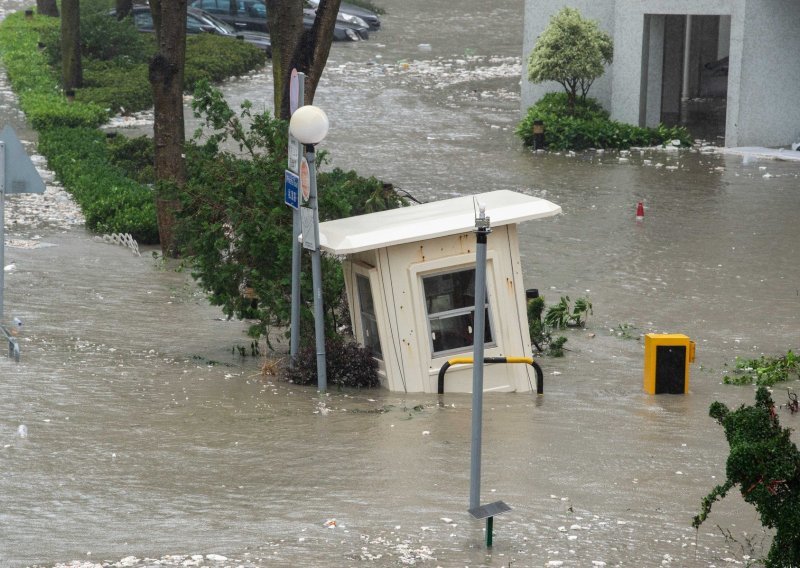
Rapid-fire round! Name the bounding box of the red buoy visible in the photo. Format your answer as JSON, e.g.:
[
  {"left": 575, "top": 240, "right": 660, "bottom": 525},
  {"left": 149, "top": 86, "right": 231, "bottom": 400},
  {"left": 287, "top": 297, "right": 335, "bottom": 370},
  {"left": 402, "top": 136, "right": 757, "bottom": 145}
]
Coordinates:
[{"left": 636, "top": 201, "right": 645, "bottom": 220}]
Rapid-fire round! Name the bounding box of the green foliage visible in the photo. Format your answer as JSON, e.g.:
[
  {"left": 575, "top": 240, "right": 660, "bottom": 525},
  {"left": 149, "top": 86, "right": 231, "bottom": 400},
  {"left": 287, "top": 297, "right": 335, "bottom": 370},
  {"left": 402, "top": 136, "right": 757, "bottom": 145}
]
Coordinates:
[
  {"left": 37, "top": 127, "right": 159, "bottom": 242},
  {"left": 548, "top": 335, "right": 568, "bottom": 358},
  {"left": 527, "top": 7, "right": 613, "bottom": 110},
  {"left": 106, "top": 134, "right": 155, "bottom": 184},
  {"left": 544, "top": 295, "right": 593, "bottom": 328},
  {"left": 0, "top": 12, "right": 110, "bottom": 129},
  {"left": 0, "top": 9, "right": 269, "bottom": 246},
  {"left": 79, "top": 60, "right": 152, "bottom": 113},
  {"left": 178, "top": 82, "right": 405, "bottom": 339},
  {"left": 723, "top": 351, "right": 799, "bottom": 386},
  {"left": 283, "top": 336, "right": 380, "bottom": 389},
  {"left": 184, "top": 34, "right": 267, "bottom": 91},
  {"left": 517, "top": 92, "right": 694, "bottom": 151},
  {"left": 694, "top": 387, "right": 800, "bottom": 567},
  {"left": 80, "top": 4, "right": 153, "bottom": 63},
  {"left": 526, "top": 294, "right": 589, "bottom": 357},
  {"left": 38, "top": 0, "right": 152, "bottom": 65}
]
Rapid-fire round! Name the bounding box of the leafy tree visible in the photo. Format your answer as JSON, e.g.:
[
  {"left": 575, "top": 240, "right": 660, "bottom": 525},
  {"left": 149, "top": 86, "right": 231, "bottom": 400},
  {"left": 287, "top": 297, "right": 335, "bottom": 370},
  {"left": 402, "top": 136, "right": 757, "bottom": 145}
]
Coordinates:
[
  {"left": 694, "top": 387, "right": 800, "bottom": 567},
  {"left": 177, "top": 82, "right": 405, "bottom": 340},
  {"left": 527, "top": 7, "right": 613, "bottom": 114}
]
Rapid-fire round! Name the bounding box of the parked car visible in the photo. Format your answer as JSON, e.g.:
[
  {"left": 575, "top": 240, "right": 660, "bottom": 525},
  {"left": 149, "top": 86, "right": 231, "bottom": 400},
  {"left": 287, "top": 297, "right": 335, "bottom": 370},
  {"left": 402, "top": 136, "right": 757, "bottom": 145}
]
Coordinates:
[
  {"left": 189, "top": 0, "right": 368, "bottom": 41},
  {"left": 123, "top": 5, "right": 272, "bottom": 56},
  {"left": 305, "top": 0, "right": 380, "bottom": 31}
]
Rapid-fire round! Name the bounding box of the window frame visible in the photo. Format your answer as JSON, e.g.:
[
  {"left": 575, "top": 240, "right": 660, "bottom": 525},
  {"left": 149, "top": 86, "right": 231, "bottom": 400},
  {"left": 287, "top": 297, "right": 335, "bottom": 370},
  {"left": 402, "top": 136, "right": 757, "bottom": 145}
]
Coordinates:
[
  {"left": 421, "top": 265, "right": 496, "bottom": 358},
  {"left": 355, "top": 273, "right": 382, "bottom": 359}
]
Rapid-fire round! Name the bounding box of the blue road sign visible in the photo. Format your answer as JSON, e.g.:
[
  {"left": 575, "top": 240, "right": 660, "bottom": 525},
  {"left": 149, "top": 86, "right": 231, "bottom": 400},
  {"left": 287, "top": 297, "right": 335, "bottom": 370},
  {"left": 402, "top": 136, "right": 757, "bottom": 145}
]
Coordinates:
[{"left": 285, "top": 170, "right": 300, "bottom": 209}]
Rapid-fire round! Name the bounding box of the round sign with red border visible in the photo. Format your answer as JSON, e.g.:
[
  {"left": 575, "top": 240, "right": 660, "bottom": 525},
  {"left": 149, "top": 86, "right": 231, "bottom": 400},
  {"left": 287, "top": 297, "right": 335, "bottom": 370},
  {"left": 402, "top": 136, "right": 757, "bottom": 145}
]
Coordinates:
[{"left": 299, "top": 156, "right": 311, "bottom": 203}]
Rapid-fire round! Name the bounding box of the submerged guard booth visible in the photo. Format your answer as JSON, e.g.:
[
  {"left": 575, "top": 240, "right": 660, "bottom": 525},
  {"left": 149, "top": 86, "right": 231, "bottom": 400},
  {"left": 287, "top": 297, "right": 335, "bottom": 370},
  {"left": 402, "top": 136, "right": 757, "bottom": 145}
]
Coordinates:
[{"left": 317, "top": 190, "right": 561, "bottom": 393}]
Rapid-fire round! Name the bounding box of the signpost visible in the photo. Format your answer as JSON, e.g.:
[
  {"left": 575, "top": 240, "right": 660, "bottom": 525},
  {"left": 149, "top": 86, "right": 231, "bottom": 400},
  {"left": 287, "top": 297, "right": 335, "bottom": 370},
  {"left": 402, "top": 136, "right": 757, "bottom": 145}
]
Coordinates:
[
  {"left": 0, "top": 125, "right": 46, "bottom": 362},
  {"left": 288, "top": 71, "right": 305, "bottom": 368},
  {"left": 467, "top": 202, "right": 511, "bottom": 546}
]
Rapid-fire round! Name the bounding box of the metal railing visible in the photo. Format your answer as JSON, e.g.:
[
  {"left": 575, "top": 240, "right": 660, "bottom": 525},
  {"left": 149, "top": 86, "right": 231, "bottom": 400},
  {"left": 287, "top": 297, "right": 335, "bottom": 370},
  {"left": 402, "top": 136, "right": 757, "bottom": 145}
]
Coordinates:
[{"left": 437, "top": 356, "right": 543, "bottom": 395}]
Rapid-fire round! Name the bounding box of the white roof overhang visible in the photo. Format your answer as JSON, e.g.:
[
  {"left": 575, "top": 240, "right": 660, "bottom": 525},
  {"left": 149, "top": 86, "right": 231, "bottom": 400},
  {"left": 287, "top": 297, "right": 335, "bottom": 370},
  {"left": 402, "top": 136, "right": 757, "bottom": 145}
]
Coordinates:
[{"left": 315, "top": 190, "right": 561, "bottom": 255}]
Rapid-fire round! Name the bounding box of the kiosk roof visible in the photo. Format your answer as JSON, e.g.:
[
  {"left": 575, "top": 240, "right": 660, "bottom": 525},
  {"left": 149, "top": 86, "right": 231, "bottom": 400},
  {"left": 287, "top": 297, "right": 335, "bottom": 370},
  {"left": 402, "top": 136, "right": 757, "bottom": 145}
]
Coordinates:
[{"left": 317, "top": 190, "right": 561, "bottom": 255}]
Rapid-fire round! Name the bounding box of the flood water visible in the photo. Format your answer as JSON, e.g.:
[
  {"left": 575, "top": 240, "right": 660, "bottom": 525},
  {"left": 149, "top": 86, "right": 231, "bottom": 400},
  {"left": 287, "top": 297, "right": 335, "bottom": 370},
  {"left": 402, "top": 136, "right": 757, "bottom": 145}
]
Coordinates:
[{"left": 2, "top": 0, "right": 800, "bottom": 566}]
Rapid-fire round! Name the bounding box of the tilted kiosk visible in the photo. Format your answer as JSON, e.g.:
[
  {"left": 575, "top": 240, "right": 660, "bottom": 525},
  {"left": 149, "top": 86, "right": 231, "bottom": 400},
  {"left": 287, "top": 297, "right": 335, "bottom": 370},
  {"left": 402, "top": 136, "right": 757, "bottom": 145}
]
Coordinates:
[{"left": 317, "top": 190, "right": 561, "bottom": 393}]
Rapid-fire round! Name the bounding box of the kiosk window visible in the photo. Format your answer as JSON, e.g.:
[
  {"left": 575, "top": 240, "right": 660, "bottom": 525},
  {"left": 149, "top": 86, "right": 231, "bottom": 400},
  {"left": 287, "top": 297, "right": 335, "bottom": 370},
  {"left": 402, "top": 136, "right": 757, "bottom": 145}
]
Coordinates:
[
  {"left": 356, "top": 275, "right": 382, "bottom": 358},
  {"left": 422, "top": 268, "right": 493, "bottom": 356}
]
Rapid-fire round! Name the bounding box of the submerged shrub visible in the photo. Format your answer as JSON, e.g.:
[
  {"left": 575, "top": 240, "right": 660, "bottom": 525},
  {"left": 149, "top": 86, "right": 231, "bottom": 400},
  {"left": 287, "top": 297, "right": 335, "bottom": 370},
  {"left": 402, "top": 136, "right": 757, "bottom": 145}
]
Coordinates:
[
  {"left": 283, "top": 337, "right": 380, "bottom": 389},
  {"left": 37, "top": 127, "right": 158, "bottom": 242},
  {"left": 517, "top": 92, "right": 693, "bottom": 150}
]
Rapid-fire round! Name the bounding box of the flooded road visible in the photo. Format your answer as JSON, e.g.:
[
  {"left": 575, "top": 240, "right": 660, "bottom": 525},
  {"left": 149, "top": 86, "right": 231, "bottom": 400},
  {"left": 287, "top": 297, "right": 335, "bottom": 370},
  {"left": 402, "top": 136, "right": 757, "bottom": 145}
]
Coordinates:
[{"left": 2, "top": 0, "right": 800, "bottom": 566}]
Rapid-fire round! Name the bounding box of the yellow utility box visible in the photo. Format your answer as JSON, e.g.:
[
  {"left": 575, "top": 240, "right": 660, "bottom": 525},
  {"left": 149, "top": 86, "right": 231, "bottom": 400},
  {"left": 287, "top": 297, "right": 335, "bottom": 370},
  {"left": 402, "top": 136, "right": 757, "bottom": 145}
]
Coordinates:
[{"left": 644, "top": 334, "right": 696, "bottom": 394}]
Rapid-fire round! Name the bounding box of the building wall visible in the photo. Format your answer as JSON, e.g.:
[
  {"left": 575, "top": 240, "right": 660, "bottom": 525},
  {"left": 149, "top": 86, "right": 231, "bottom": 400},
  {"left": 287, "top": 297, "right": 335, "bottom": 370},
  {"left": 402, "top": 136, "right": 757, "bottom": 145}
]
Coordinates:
[
  {"left": 522, "top": 0, "right": 800, "bottom": 147},
  {"left": 736, "top": 0, "right": 800, "bottom": 147},
  {"left": 345, "top": 227, "right": 535, "bottom": 394}
]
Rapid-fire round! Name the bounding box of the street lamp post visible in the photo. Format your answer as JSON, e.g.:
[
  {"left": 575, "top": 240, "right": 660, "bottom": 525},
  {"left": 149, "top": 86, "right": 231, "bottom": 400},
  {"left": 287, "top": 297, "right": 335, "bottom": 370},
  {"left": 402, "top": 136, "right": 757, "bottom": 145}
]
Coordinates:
[{"left": 288, "top": 105, "right": 329, "bottom": 392}]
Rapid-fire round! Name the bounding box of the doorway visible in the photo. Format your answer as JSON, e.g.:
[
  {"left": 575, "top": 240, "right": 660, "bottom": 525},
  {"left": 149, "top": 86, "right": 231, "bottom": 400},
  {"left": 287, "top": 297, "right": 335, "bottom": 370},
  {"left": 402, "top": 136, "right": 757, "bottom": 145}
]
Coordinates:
[{"left": 660, "top": 14, "right": 730, "bottom": 143}]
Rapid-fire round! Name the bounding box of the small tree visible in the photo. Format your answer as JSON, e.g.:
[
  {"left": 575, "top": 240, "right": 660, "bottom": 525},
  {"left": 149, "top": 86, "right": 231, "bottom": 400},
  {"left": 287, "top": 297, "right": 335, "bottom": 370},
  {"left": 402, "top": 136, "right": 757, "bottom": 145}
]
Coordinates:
[
  {"left": 527, "top": 7, "right": 613, "bottom": 114},
  {"left": 694, "top": 387, "right": 800, "bottom": 567}
]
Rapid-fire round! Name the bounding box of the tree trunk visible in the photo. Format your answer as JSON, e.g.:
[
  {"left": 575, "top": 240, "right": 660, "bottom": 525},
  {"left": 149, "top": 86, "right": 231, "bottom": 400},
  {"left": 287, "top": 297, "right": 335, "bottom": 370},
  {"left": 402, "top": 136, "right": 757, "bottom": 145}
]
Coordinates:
[
  {"left": 60, "top": 0, "right": 81, "bottom": 91},
  {"left": 148, "top": 0, "right": 187, "bottom": 256},
  {"left": 266, "top": 0, "right": 341, "bottom": 120},
  {"left": 36, "top": 0, "right": 58, "bottom": 17},
  {"left": 115, "top": 0, "right": 133, "bottom": 19}
]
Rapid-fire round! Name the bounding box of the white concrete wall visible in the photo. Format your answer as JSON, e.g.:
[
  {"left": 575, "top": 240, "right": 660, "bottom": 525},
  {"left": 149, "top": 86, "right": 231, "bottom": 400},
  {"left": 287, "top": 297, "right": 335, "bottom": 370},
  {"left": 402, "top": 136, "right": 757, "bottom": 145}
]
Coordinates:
[
  {"left": 734, "top": 0, "right": 800, "bottom": 146},
  {"left": 521, "top": 0, "right": 615, "bottom": 113},
  {"left": 345, "top": 227, "right": 535, "bottom": 394}
]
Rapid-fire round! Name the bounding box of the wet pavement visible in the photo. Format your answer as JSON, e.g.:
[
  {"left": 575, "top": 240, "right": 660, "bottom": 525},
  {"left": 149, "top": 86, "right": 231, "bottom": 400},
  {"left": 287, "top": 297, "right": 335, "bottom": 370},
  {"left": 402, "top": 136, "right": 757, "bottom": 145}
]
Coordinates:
[{"left": 2, "top": 0, "right": 800, "bottom": 566}]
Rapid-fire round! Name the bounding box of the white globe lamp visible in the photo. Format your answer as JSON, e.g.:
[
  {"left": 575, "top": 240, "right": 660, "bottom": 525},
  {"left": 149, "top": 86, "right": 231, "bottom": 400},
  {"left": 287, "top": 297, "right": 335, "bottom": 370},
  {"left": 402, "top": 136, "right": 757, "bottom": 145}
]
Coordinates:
[{"left": 289, "top": 105, "right": 329, "bottom": 145}]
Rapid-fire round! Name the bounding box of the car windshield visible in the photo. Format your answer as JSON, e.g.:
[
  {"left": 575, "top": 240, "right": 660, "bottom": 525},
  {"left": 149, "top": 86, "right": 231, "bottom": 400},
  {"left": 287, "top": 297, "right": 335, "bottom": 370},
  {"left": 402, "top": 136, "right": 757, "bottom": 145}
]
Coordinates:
[{"left": 192, "top": 11, "right": 236, "bottom": 34}]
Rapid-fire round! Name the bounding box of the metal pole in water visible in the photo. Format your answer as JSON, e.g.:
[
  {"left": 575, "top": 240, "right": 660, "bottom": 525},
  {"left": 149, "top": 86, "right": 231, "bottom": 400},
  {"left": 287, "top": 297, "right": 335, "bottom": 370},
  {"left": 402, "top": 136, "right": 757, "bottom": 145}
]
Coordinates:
[
  {"left": 307, "top": 146, "right": 327, "bottom": 392},
  {"left": 289, "top": 74, "right": 305, "bottom": 367},
  {"left": 0, "top": 140, "right": 5, "bottom": 322},
  {"left": 469, "top": 202, "right": 491, "bottom": 511}
]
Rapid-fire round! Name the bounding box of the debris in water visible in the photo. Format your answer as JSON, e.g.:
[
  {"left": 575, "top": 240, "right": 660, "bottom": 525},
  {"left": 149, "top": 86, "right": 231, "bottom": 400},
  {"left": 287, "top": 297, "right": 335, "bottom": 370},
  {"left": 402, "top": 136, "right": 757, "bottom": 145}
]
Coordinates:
[
  {"left": 324, "top": 519, "right": 337, "bottom": 528},
  {"left": 17, "top": 425, "right": 27, "bottom": 438}
]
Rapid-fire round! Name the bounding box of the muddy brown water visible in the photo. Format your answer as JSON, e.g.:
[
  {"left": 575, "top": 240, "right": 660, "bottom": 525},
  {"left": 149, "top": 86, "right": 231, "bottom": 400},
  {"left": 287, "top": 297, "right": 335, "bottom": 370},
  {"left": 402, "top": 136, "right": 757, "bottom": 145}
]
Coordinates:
[{"left": 2, "top": 0, "right": 800, "bottom": 566}]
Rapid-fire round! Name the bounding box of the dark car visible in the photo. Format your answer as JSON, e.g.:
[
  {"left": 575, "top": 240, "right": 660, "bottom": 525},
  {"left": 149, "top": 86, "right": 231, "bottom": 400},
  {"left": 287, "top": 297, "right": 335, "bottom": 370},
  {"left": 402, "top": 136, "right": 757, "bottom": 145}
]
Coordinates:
[
  {"left": 190, "top": 0, "right": 368, "bottom": 41},
  {"left": 125, "top": 5, "right": 272, "bottom": 56},
  {"left": 305, "top": 0, "right": 380, "bottom": 31}
]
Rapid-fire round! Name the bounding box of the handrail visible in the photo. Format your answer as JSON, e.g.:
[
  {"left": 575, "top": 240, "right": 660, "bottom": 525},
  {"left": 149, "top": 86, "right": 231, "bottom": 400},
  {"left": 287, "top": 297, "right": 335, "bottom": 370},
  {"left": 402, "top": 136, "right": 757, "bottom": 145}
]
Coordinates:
[{"left": 437, "top": 356, "right": 543, "bottom": 395}]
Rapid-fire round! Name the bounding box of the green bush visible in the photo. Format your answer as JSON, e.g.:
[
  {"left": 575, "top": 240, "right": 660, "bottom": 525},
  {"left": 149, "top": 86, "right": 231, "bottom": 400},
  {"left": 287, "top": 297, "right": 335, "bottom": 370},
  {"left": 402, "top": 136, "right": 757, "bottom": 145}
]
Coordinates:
[
  {"left": 20, "top": 91, "right": 110, "bottom": 129},
  {"left": 283, "top": 337, "right": 380, "bottom": 389},
  {"left": 107, "top": 134, "right": 155, "bottom": 184},
  {"left": 184, "top": 34, "right": 266, "bottom": 90},
  {"left": 517, "top": 92, "right": 693, "bottom": 151},
  {"left": 723, "top": 350, "right": 799, "bottom": 386},
  {"left": 37, "top": 127, "right": 159, "bottom": 242},
  {"left": 0, "top": 9, "right": 267, "bottom": 246},
  {"left": 80, "top": 60, "right": 152, "bottom": 113}
]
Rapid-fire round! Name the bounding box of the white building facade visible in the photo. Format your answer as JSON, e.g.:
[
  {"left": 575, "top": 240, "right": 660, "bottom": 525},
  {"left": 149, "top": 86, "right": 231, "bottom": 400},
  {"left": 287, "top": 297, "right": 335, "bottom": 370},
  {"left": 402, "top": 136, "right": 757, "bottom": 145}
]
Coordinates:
[{"left": 521, "top": 0, "right": 800, "bottom": 148}]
